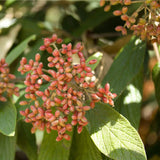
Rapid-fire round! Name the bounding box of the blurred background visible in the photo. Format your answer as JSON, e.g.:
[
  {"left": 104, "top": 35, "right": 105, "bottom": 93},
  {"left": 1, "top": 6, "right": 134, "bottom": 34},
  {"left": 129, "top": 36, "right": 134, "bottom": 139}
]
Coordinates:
[{"left": 0, "top": 0, "right": 159, "bottom": 159}]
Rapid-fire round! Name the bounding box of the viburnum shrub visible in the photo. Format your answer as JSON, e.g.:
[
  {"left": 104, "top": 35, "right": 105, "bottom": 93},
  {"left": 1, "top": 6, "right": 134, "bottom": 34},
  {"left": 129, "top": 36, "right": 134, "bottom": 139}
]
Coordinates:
[
  {"left": 100, "top": 0, "right": 160, "bottom": 43},
  {"left": 18, "top": 34, "right": 116, "bottom": 141}
]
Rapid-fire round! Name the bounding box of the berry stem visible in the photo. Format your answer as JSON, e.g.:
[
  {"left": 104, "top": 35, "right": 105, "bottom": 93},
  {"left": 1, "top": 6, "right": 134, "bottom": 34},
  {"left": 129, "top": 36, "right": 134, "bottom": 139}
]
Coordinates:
[{"left": 153, "top": 42, "right": 160, "bottom": 63}]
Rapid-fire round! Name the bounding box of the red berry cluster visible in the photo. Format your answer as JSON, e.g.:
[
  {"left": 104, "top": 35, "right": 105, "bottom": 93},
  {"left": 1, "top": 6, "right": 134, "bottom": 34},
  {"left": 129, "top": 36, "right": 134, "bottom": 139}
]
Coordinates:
[
  {"left": 100, "top": 0, "right": 160, "bottom": 44},
  {"left": 18, "top": 34, "right": 116, "bottom": 141},
  {"left": 0, "top": 59, "right": 19, "bottom": 102}
]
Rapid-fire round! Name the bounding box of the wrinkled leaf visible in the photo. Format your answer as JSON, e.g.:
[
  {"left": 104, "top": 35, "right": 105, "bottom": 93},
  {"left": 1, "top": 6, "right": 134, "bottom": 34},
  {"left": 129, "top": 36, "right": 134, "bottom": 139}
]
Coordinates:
[
  {"left": 69, "top": 127, "right": 102, "bottom": 160},
  {"left": 0, "top": 100, "right": 16, "bottom": 136},
  {"left": 6, "top": 34, "right": 36, "bottom": 65},
  {"left": 17, "top": 120, "right": 38, "bottom": 160},
  {"left": 38, "top": 130, "right": 72, "bottom": 160},
  {"left": 102, "top": 37, "right": 146, "bottom": 96},
  {"left": 0, "top": 133, "right": 16, "bottom": 160},
  {"left": 86, "top": 102, "right": 147, "bottom": 160},
  {"left": 86, "top": 52, "right": 103, "bottom": 70},
  {"left": 115, "top": 70, "right": 143, "bottom": 129},
  {"left": 152, "top": 63, "right": 160, "bottom": 107}
]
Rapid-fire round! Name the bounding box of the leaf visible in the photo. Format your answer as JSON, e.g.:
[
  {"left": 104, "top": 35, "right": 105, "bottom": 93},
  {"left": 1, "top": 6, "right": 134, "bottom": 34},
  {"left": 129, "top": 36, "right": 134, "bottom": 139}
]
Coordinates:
[
  {"left": 72, "top": 6, "right": 116, "bottom": 36},
  {"left": 86, "top": 102, "right": 147, "bottom": 160},
  {"left": 102, "top": 37, "right": 146, "bottom": 96},
  {"left": 152, "top": 63, "right": 160, "bottom": 107},
  {"left": 38, "top": 130, "right": 72, "bottom": 160},
  {"left": 0, "top": 100, "right": 16, "bottom": 136},
  {"left": 6, "top": 34, "right": 36, "bottom": 65},
  {"left": 86, "top": 52, "right": 103, "bottom": 70},
  {"left": 0, "top": 133, "right": 16, "bottom": 160},
  {"left": 0, "top": 24, "right": 21, "bottom": 60},
  {"left": 115, "top": 70, "right": 143, "bottom": 129},
  {"left": 69, "top": 127, "right": 102, "bottom": 160},
  {"left": 72, "top": 3, "right": 140, "bottom": 36},
  {"left": 17, "top": 120, "right": 38, "bottom": 160},
  {"left": 5, "top": 0, "right": 16, "bottom": 6}
]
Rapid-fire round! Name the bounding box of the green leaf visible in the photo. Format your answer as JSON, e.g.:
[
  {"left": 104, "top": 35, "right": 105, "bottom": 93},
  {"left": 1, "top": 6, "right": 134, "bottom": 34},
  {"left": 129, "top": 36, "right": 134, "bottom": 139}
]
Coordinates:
[
  {"left": 0, "top": 133, "right": 16, "bottom": 160},
  {"left": 102, "top": 37, "right": 146, "bottom": 96},
  {"left": 0, "top": 100, "right": 16, "bottom": 136},
  {"left": 5, "top": 0, "right": 16, "bottom": 6},
  {"left": 115, "top": 70, "right": 143, "bottom": 129},
  {"left": 69, "top": 127, "right": 102, "bottom": 160},
  {"left": 86, "top": 52, "right": 103, "bottom": 70},
  {"left": 152, "top": 63, "right": 160, "bottom": 107},
  {"left": 6, "top": 34, "right": 36, "bottom": 65},
  {"left": 72, "top": 6, "right": 116, "bottom": 36},
  {"left": 38, "top": 130, "right": 72, "bottom": 160},
  {"left": 72, "top": 3, "right": 140, "bottom": 36},
  {"left": 17, "top": 120, "right": 38, "bottom": 160},
  {"left": 86, "top": 102, "right": 147, "bottom": 160}
]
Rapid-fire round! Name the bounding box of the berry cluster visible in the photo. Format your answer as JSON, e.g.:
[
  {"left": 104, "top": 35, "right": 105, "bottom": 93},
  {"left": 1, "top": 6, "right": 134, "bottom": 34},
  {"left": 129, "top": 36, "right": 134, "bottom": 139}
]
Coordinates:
[
  {"left": 100, "top": 0, "right": 160, "bottom": 44},
  {"left": 0, "top": 59, "right": 19, "bottom": 102},
  {"left": 18, "top": 34, "right": 116, "bottom": 141}
]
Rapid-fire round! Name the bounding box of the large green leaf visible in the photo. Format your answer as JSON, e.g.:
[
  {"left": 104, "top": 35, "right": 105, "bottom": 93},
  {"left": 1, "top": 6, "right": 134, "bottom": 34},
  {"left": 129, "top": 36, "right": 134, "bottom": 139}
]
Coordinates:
[
  {"left": 0, "top": 100, "right": 16, "bottom": 136},
  {"left": 102, "top": 37, "right": 146, "bottom": 96},
  {"left": 17, "top": 120, "right": 38, "bottom": 160},
  {"left": 6, "top": 34, "right": 36, "bottom": 65},
  {"left": 69, "top": 127, "right": 102, "bottom": 160},
  {"left": 0, "top": 133, "right": 16, "bottom": 160},
  {"left": 152, "top": 63, "right": 160, "bottom": 107},
  {"left": 86, "top": 102, "right": 147, "bottom": 160},
  {"left": 38, "top": 130, "right": 72, "bottom": 160},
  {"left": 115, "top": 70, "right": 143, "bottom": 129}
]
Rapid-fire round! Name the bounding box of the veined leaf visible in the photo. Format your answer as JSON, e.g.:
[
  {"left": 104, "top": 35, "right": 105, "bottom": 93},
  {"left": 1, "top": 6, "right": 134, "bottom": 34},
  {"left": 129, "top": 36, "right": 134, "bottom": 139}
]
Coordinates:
[
  {"left": 17, "top": 121, "right": 38, "bottom": 160},
  {"left": 69, "top": 127, "right": 102, "bottom": 160},
  {"left": 6, "top": 34, "right": 36, "bottom": 65},
  {"left": 115, "top": 70, "right": 143, "bottom": 129},
  {"left": 86, "top": 102, "right": 147, "bottom": 160},
  {"left": 0, "top": 133, "right": 16, "bottom": 160},
  {"left": 38, "top": 130, "right": 72, "bottom": 160},
  {"left": 0, "top": 100, "right": 16, "bottom": 136},
  {"left": 102, "top": 37, "right": 146, "bottom": 96}
]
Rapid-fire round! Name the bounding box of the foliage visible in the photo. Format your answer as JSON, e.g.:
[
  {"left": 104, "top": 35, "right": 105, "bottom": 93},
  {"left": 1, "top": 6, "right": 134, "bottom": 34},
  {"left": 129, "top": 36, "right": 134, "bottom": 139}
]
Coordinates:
[{"left": 0, "top": 0, "right": 159, "bottom": 160}]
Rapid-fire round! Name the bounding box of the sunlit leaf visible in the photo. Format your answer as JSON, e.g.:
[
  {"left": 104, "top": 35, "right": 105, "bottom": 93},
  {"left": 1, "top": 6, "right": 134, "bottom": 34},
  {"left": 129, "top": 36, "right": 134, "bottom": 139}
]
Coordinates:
[{"left": 86, "top": 102, "right": 147, "bottom": 160}]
